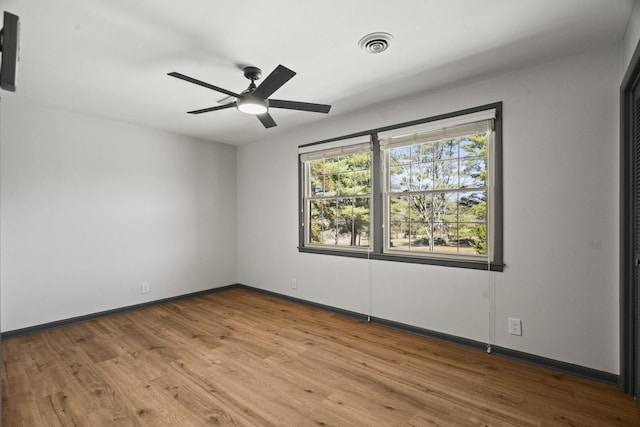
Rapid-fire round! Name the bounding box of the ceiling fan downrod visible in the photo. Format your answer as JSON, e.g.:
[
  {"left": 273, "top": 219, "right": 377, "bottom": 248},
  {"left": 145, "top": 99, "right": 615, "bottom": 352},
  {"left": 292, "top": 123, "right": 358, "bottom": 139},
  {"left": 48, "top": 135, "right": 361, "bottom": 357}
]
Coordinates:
[{"left": 243, "top": 66, "right": 262, "bottom": 92}]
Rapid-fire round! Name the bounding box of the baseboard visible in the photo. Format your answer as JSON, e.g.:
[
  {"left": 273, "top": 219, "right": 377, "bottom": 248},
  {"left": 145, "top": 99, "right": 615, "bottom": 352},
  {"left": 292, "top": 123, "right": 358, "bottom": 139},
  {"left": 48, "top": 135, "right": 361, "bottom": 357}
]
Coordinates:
[
  {"left": 489, "top": 345, "right": 618, "bottom": 386},
  {"left": 370, "top": 315, "right": 489, "bottom": 351},
  {"left": 235, "top": 284, "right": 370, "bottom": 322},
  {"left": 370, "top": 316, "right": 618, "bottom": 386},
  {"left": 1, "top": 284, "right": 239, "bottom": 339},
  {"left": 2, "top": 282, "right": 620, "bottom": 388},
  {"left": 238, "top": 284, "right": 619, "bottom": 388}
]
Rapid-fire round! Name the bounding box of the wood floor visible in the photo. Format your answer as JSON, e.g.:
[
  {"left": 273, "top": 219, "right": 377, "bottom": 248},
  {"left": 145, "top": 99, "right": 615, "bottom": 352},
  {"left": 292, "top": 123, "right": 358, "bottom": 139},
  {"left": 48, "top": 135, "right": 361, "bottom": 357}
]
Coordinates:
[{"left": 2, "top": 288, "right": 639, "bottom": 426}]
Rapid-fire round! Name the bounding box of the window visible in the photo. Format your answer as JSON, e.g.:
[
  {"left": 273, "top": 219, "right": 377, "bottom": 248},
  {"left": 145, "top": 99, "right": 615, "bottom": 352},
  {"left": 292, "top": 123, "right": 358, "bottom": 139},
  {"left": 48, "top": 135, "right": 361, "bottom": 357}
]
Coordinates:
[
  {"left": 298, "top": 103, "right": 503, "bottom": 271},
  {"left": 381, "top": 116, "right": 493, "bottom": 260},
  {"left": 300, "top": 139, "right": 372, "bottom": 249}
]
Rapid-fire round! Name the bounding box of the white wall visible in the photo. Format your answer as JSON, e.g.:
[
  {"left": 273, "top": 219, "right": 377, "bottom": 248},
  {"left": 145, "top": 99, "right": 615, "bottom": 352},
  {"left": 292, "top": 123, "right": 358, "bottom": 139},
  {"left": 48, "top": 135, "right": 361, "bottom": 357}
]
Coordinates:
[
  {"left": 237, "top": 44, "right": 621, "bottom": 374},
  {"left": 1, "top": 102, "right": 237, "bottom": 332},
  {"left": 622, "top": 0, "right": 640, "bottom": 76}
]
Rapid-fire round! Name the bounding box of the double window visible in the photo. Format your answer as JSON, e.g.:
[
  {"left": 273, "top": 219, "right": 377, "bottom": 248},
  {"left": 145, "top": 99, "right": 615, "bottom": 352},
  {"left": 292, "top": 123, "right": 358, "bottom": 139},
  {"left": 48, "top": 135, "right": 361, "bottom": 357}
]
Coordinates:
[{"left": 298, "top": 103, "right": 503, "bottom": 271}]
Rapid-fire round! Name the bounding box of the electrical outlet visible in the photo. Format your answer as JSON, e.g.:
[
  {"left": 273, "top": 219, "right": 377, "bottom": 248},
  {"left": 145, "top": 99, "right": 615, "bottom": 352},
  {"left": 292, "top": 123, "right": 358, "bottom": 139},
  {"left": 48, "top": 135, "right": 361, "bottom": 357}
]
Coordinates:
[
  {"left": 142, "top": 282, "right": 150, "bottom": 294},
  {"left": 292, "top": 278, "right": 297, "bottom": 290},
  {"left": 508, "top": 318, "right": 522, "bottom": 336}
]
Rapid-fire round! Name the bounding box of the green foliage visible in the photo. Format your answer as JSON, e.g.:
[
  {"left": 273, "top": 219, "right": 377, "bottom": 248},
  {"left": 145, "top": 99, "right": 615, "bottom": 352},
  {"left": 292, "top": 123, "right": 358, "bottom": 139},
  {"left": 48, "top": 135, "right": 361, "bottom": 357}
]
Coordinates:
[
  {"left": 308, "top": 132, "right": 489, "bottom": 253},
  {"left": 310, "top": 220, "right": 321, "bottom": 243},
  {"left": 470, "top": 224, "right": 487, "bottom": 255},
  {"left": 388, "top": 133, "right": 488, "bottom": 255},
  {"left": 309, "top": 152, "right": 372, "bottom": 247}
]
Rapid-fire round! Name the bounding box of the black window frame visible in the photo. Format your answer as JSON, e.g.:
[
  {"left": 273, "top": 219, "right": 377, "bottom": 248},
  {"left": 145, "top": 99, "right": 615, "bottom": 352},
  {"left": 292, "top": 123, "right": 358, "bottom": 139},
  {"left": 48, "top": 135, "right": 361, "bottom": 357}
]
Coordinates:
[{"left": 298, "top": 102, "right": 504, "bottom": 272}]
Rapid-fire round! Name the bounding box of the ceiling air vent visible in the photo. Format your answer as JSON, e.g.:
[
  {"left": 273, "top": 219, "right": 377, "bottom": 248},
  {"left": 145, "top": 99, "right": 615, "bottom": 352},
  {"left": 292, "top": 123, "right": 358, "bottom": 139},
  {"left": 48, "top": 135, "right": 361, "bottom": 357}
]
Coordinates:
[{"left": 358, "top": 32, "right": 394, "bottom": 54}]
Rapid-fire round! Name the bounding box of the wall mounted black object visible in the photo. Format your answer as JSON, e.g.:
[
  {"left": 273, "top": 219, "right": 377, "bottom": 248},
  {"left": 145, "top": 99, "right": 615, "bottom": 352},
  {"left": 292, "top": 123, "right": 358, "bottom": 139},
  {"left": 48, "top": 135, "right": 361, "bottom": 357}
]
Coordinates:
[{"left": 0, "top": 11, "right": 20, "bottom": 92}]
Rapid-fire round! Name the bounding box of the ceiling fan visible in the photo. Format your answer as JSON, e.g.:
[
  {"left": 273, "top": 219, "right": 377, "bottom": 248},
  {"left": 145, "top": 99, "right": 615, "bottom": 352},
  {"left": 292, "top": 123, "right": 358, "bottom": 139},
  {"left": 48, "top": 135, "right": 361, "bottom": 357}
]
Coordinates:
[{"left": 168, "top": 65, "right": 332, "bottom": 128}]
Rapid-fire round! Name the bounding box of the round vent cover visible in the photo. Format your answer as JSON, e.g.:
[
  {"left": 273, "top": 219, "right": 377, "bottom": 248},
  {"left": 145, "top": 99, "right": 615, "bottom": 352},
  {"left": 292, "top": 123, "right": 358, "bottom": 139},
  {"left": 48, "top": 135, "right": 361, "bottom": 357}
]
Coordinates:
[{"left": 358, "top": 32, "right": 394, "bottom": 54}]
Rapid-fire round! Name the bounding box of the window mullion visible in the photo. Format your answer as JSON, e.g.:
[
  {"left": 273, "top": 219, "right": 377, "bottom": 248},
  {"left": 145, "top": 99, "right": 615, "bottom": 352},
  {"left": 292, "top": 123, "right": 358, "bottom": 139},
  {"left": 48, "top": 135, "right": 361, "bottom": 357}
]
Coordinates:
[{"left": 372, "top": 134, "right": 383, "bottom": 254}]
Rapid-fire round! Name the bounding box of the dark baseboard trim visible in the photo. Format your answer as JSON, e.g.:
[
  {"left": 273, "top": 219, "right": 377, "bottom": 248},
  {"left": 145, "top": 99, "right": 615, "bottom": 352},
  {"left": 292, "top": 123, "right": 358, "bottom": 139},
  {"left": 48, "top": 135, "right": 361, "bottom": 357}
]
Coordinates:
[
  {"left": 2, "top": 282, "right": 620, "bottom": 388},
  {"left": 370, "top": 316, "right": 488, "bottom": 352},
  {"left": 238, "top": 284, "right": 619, "bottom": 388},
  {"left": 367, "top": 316, "right": 617, "bottom": 386},
  {"left": 1, "top": 284, "right": 239, "bottom": 340},
  {"left": 489, "top": 345, "right": 618, "bottom": 386},
  {"left": 235, "top": 284, "right": 369, "bottom": 322}
]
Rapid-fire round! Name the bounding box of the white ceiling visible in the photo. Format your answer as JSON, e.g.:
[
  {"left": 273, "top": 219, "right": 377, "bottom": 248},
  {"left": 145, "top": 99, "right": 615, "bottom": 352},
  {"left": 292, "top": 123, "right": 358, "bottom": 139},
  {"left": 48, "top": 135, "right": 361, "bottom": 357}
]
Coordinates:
[{"left": 1, "top": 0, "right": 634, "bottom": 145}]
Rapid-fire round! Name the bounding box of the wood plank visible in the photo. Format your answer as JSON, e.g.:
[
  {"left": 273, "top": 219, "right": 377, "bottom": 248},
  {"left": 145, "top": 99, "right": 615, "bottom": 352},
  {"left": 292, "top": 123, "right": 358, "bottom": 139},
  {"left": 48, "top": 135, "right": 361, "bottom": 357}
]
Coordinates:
[{"left": 3, "top": 287, "right": 639, "bottom": 426}]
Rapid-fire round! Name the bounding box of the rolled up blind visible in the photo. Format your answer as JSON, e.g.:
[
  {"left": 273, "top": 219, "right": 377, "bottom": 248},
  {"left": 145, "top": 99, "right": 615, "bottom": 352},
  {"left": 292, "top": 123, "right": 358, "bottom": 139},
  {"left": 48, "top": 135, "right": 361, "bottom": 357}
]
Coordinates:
[
  {"left": 379, "top": 109, "right": 496, "bottom": 149},
  {"left": 298, "top": 136, "right": 372, "bottom": 162}
]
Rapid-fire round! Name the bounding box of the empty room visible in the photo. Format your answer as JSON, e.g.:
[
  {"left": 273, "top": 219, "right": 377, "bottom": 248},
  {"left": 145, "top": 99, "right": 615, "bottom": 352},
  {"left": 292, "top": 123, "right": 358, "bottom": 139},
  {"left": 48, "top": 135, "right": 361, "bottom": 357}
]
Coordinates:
[{"left": 2, "top": 0, "right": 640, "bottom": 425}]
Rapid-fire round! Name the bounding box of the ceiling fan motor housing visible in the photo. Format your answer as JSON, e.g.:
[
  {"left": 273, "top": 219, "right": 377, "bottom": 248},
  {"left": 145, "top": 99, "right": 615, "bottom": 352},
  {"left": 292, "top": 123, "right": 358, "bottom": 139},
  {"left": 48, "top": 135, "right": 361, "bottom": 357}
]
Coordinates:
[{"left": 243, "top": 66, "right": 262, "bottom": 81}]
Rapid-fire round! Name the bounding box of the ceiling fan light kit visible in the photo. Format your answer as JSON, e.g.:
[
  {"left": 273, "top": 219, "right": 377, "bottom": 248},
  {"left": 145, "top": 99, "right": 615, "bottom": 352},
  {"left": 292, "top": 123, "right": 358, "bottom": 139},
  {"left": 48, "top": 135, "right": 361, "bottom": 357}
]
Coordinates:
[
  {"left": 236, "top": 96, "right": 268, "bottom": 115},
  {"left": 168, "top": 64, "right": 331, "bottom": 128}
]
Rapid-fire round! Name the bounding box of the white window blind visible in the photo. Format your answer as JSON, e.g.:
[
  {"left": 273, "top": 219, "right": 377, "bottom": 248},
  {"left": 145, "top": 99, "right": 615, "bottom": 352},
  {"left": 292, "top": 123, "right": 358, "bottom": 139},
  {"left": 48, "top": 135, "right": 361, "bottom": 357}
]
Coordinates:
[
  {"left": 379, "top": 109, "right": 496, "bottom": 149},
  {"left": 298, "top": 136, "right": 371, "bottom": 162}
]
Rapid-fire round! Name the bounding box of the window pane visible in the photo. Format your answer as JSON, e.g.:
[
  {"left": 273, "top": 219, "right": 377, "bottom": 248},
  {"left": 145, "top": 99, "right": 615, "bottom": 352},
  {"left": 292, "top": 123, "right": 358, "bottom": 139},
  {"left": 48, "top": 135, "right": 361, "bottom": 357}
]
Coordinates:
[
  {"left": 353, "top": 170, "right": 371, "bottom": 194},
  {"left": 324, "top": 173, "right": 338, "bottom": 196},
  {"left": 409, "top": 194, "right": 431, "bottom": 222},
  {"left": 335, "top": 199, "right": 352, "bottom": 245},
  {"left": 434, "top": 139, "right": 458, "bottom": 159},
  {"left": 433, "top": 160, "right": 459, "bottom": 189},
  {"left": 337, "top": 163, "right": 372, "bottom": 195},
  {"left": 309, "top": 200, "right": 332, "bottom": 244},
  {"left": 389, "top": 195, "right": 409, "bottom": 249},
  {"left": 389, "top": 195, "right": 409, "bottom": 223},
  {"left": 458, "top": 191, "right": 486, "bottom": 222},
  {"left": 459, "top": 223, "right": 486, "bottom": 255},
  {"left": 310, "top": 160, "right": 324, "bottom": 196},
  {"left": 432, "top": 192, "right": 457, "bottom": 252},
  {"left": 351, "top": 152, "right": 372, "bottom": 171},
  {"left": 352, "top": 197, "right": 370, "bottom": 247},
  {"left": 390, "top": 165, "right": 410, "bottom": 192},
  {"left": 460, "top": 157, "right": 486, "bottom": 188},
  {"left": 413, "top": 142, "right": 435, "bottom": 162},
  {"left": 389, "top": 223, "right": 410, "bottom": 249},
  {"left": 459, "top": 134, "right": 487, "bottom": 159},
  {"left": 388, "top": 192, "right": 461, "bottom": 254},
  {"left": 458, "top": 190, "right": 487, "bottom": 256},
  {"left": 432, "top": 220, "right": 458, "bottom": 254},
  {"left": 338, "top": 172, "right": 355, "bottom": 196},
  {"left": 410, "top": 162, "right": 434, "bottom": 190},
  {"left": 306, "top": 149, "right": 371, "bottom": 249},
  {"left": 383, "top": 126, "right": 490, "bottom": 259},
  {"left": 332, "top": 197, "right": 371, "bottom": 247},
  {"left": 409, "top": 222, "right": 431, "bottom": 251},
  {"left": 440, "top": 192, "right": 458, "bottom": 221},
  {"left": 338, "top": 155, "right": 352, "bottom": 172},
  {"left": 309, "top": 152, "right": 371, "bottom": 196},
  {"left": 312, "top": 182, "right": 325, "bottom": 196},
  {"left": 390, "top": 146, "right": 411, "bottom": 165},
  {"left": 324, "top": 157, "right": 339, "bottom": 174}
]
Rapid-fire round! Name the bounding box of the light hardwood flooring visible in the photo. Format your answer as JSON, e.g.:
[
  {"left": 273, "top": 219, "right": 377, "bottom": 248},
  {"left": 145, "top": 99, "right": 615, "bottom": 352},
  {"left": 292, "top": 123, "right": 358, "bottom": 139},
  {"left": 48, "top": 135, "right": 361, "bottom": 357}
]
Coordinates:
[{"left": 2, "top": 288, "right": 639, "bottom": 426}]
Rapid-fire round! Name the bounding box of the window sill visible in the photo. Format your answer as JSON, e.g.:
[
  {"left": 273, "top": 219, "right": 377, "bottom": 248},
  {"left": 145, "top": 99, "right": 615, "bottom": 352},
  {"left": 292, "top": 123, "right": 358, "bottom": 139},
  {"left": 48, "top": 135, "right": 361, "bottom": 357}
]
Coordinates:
[{"left": 298, "top": 246, "right": 504, "bottom": 271}]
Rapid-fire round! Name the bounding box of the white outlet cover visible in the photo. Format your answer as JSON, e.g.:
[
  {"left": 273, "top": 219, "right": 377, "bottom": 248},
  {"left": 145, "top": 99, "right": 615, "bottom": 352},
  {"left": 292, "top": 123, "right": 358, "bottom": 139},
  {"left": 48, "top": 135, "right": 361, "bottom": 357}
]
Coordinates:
[{"left": 508, "top": 318, "right": 522, "bottom": 336}]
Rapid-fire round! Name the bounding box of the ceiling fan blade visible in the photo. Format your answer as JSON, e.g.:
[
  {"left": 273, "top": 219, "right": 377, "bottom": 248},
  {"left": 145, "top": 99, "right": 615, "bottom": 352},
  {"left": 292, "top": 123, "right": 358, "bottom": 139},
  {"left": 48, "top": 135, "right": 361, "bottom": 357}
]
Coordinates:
[
  {"left": 269, "top": 99, "right": 331, "bottom": 114},
  {"left": 168, "top": 72, "right": 240, "bottom": 98},
  {"left": 187, "top": 103, "right": 237, "bottom": 114},
  {"left": 257, "top": 112, "right": 277, "bottom": 128},
  {"left": 252, "top": 65, "right": 296, "bottom": 99}
]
